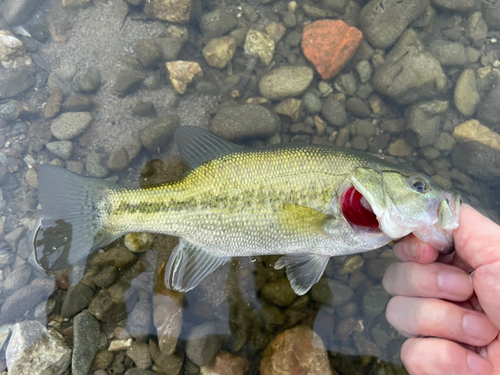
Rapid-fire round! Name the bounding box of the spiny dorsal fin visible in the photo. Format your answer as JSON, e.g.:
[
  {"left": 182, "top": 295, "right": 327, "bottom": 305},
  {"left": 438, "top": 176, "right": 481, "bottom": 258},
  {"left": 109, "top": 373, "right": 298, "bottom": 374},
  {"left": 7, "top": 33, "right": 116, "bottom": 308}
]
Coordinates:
[{"left": 174, "top": 126, "right": 244, "bottom": 169}]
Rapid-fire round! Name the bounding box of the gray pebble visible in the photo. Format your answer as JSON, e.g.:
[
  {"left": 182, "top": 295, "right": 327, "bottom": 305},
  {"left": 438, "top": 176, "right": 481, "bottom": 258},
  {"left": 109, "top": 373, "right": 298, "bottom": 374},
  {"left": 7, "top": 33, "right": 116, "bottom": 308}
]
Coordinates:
[
  {"left": 210, "top": 105, "right": 279, "bottom": 141},
  {"left": 125, "top": 300, "right": 152, "bottom": 341},
  {"left": 200, "top": 9, "right": 238, "bottom": 38},
  {"left": 321, "top": 96, "right": 347, "bottom": 126},
  {"left": 3, "top": 265, "right": 31, "bottom": 294},
  {"left": 258, "top": 66, "right": 313, "bottom": 101},
  {"left": 51, "top": 112, "right": 93, "bottom": 140},
  {"left": 139, "top": 115, "right": 180, "bottom": 153},
  {"left": 72, "top": 310, "right": 101, "bottom": 375},
  {"left": 135, "top": 39, "right": 162, "bottom": 68},
  {"left": 428, "top": 41, "right": 467, "bottom": 66},
  {"left": 362, "top": 285, "right": 389, "bottom": 318},
  {"left": 108, "top": 148, "right": 129, "bottom": 171},
  {"left": 3, "top": 0, "right": 40, "bottom": 24},
  {"left": 126, "top": 342, "right": 152, "bottom": 369},
  {"left": 86, "top": 152, "right": 109, "bottom": 178},
  {"left": 46, "top": 141, "right": 73, "bottom": 159},
  {"left": 186, "top": 322, "right": 229, "bottom": 366},
  {"left": 0, "top": 67, "right": 36, "bottom": 100},
  {"left": 73, "top": 67, "right": 102, "bottom": 93},
  {"left": 350, "top": 136, "right": 367, "bottom": 151},
  {"left": 113, "top": 70, "right": 147, "bottom": 97},
  {"left": 346, "top": 97, "right": 370, "bottom": 117}
]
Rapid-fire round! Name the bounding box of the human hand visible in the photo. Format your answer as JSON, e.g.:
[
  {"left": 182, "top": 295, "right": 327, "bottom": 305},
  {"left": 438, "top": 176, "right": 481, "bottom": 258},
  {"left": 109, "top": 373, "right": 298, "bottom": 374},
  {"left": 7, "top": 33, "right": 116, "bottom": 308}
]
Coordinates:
[{"left": 383, "top": 204, "right": 500, "bottom": 375}]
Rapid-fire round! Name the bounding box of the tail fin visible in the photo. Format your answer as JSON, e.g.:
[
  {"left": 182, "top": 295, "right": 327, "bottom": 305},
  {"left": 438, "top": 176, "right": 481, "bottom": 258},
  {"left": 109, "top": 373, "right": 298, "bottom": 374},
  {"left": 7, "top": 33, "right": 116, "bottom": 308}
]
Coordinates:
[{"left": 32, "top": 165, "right": 121, "bottom": 271}]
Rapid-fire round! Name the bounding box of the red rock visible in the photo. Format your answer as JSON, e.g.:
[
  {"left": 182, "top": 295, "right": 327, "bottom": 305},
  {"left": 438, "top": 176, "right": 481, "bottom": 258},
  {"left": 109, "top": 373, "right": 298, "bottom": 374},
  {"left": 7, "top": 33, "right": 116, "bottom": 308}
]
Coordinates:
[
  {"left": 302, "top": 20, "right": 362, "bottom": 80},
  {"left": 260, "top": 325, "right": 332, "bottom": 375}
]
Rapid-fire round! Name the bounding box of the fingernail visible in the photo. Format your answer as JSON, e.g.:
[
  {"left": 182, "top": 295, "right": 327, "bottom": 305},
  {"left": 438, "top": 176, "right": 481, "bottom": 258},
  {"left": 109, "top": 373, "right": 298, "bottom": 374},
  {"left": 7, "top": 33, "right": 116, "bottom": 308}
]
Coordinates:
[
  {"left": 467, "top": 353, "right": 492, "bottom": 375},
  {"left": 463, "top": 314, "right": 496, "bottom": 342},
  {"left": 438, "top": 269, "right": 472, "bottom": 298}
]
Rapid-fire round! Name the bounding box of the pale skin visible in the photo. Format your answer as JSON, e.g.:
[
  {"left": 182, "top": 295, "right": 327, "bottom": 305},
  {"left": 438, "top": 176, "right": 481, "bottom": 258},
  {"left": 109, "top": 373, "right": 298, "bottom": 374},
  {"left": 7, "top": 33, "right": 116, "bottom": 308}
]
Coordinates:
[{"left": 383, "top": 204, "right": 500, "bottom": 375}]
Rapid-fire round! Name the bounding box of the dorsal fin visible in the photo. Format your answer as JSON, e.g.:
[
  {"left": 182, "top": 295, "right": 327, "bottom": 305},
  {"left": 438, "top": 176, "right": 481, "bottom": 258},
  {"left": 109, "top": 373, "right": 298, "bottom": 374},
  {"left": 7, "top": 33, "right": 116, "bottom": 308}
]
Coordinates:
[{"left": 174, "top": 126, "right": 244, "bottom": 169}]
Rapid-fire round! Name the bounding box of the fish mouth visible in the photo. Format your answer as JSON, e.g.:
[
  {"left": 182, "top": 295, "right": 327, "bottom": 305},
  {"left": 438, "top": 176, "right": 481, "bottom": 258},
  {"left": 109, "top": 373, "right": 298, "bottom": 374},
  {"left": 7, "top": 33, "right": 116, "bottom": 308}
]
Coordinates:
[{"left": 340, "top": 185, "right": 461, "bottom": 253}]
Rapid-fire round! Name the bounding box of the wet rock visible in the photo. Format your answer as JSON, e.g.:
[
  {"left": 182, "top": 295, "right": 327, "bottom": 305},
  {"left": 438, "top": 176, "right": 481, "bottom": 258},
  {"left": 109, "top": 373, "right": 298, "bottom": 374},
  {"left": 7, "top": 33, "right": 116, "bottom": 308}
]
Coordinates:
[
  {"left": 62, "top": 93, "right": 94, "bottom": 112},
  {"left": 261, "top": 277, "right": 297, "bottom": 307},
  {"left": 166, "top": 61, "right": 202, "bottom": 95},
  {"left": 428, "top": 41, "right": 467, "bottom": 66},
  {"left": 259, "top": 66, "right": 313, "bottom": 100},
  {"left": 109, "top": 338, "right": 133, "bottom": 351},
  {"left": 0, "top": 66, "right": 36, "bottom": 99},
  {"left": 149, "top": 338, "right": 183, "bottom": 375},
  {"left": 6, "top": 320, "right": 71, "bottom": 375},
  {"left": 153, "top": 291, "right": 183, "bottom": 356},
  {"left": 0, "top": 278, "right": 52, "bottom": 323},
  {"left": 89, "top": 280, "right": 131, "bottom": 323},
  {"left": 321, "top": 96, "right": 347, "bottom": 126},
  {"left": 260, "top": 325, "right": 331, "bottom": 375},
  {"left": 66, "top": 161, "right": 85, "bottom": 174},
  {"left": 140, "top": 115, "right": 180, "bottom": 153},
  {"left": 0, "top": 100, "right": 36, "bottom": 120},
  {"left": 363, "top": 284, "right": 389, "bottom": 318},
  {"left": 244, "top": 29, "right": 275, "bottom": 66},
  {"left": 3, "top": 0, "right": 40, "bottom": 24},
  {"left": 483, "top": 1, "right": 500, "bottom": 30},
  {"left": 130, "top": 99, "right": 156, "bottom": 117},
  {"left": 434, "top": 133, "right": 456, "bottom": 151},
  {"left": 432, "top": 0, "right": 477, "bottom": 12},
  {"left": 203, "top": 37, "right": 236, "bottom": 69},
  {"left": 372, "top": 30, "right": 446, "bottom": 104},
  {"left": 210, "top": 105, "right": 279, "bottom": 141},
  {"left": 359, "top": 0, "right": 428, "bottom": 49},
  {"left": 72, "top": 310, "right": 101, "bottom": 375},
  {"left": 108, "top": 147, "right": 129, "bottom": 171},
  {"left": 144, "top": 0, "right": 191, "bottom": 23},
  {"left": 126, "top": 300, "right": 152, "bottom": 341},
  {"left": 367, "top": 257, "right": 398, "bottom": 279},
  {"left": 127, "top": 342, "right": 152, "bottom": 369},
  {"left": 5, "top": 227, "right": 24, "bottom": 248},
  {"left": 62, "top": 0, "right": 91, "bottom": 7},
  {"left": 351, "top": 136, "right": 367, "bottom": 151},
  {"left": 0, "top": 31, "right": 31, "bottom": 69},
  {"left": 113, "top": 70, "right": 147, "bottom": 97},
  {"left": 124, "top": 232, "right": 154, "bottom": 253},
  {"left": 135, "top": 39, "right": 162, "bottom": 68},
  {"left": 86, "top": 152, "right": 108, "bottom": 178},
  {"left": 186, "top": 322, "right": 229, "bottom": 367},
  {"left": 46, "top": 141, "right": 73, "bottom": 159},
  {"left": 44, "top": 86, "right": 63, "bottom": 118},
  {"left": 302, "top": 20, "right": 362, "bottom": 80},
  {"left": 454, "top": 69, "right": 480, "bottom": 117},
  {"left": 339, "top": 255, "right": 364, "bottom": 275},
  {"left": 91, "top": 350, "right": 114, "bottom": 371},
  {"left": 353, "top": 331, "right": 381, "bottom": 357},
  {"left": 200, "top": 9, "right": 238, "bottom": 38},
  {"left": 466, "top": 12, "right": 488, "bottom": 47},
  {"left": 453, "top": 119, "right": 500, "bottom": 150},
  {"left": 311, "top": 278, "right": 353, "bottom": 306},
  {"left": 152, "top": 37, "right": 183, "bottom": 62},
  {"left": 73, "top": 67, "right": 101, "bottom": 93},
  {"left": 3, "top": 264, "right": 31, "bottom": 294},
  {"left": 200, "top": 351, "right": 249, "bottom": 375},
  {"left": 356, "top": 60, "right": 372, "bottom": 84},
  {"left": 92, "top": 247, "right": 137, "bottom": 268},
  {"left": 476, "top": 78, "right": 500, "bottom": 129},
  {"left": 275, "top": 98, "right": 304, "bottom": 122},
  {"left": 92, "top": 266, "right": 119, "bottom": 289},
  {"left": 336, "top": 317, "right": 358, "bottom": 341},
  {"left": 302, "top": 92, "right": 321, "bottom": 114},
  {"left": 406, "top": 105, "right": 441, "bottom": 147},
  {"left": 51, "top": 112, "right": 92, "bottom": 140},
  {"left": 61, "top": 282, "right": 95, "bottom": 318},
  {"left": 387, "top": 139, "right": 412, "bottom": 157},
  {"left": 451, "top": 141, "right": 500, "bottom": 182},
  {"left": 346, "top": 98, "right": 370, "bottom": 117},
  {"left": 266, "top": 23, "right": 286, "bottom": 43}
]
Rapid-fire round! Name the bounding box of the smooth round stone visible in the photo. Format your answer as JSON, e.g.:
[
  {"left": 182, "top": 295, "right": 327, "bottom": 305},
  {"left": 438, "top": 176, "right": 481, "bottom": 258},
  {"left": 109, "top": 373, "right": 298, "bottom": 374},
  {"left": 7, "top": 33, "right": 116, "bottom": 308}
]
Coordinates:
[
  {"left": 51, "top": 112, "right": 92, "bottom": 140},
  {"left": 362, "top": 285, "right": 389, "bottom": 318},
  {"left": 454, "top": 69, "right": 480, "bottom": 117},
  {"left": 258, "top": 66, "right": 313, "bottom": 100},
  {"left": 46, "top": 141, "right": 73, "bottom": 159}
]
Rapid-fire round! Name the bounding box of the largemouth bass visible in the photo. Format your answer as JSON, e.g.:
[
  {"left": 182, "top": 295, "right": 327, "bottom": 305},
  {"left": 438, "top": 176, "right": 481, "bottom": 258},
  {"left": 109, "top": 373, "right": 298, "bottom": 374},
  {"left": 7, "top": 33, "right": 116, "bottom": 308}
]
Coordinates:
[{"left": 31, "top": 126, "right": 460, "bottom": 295}]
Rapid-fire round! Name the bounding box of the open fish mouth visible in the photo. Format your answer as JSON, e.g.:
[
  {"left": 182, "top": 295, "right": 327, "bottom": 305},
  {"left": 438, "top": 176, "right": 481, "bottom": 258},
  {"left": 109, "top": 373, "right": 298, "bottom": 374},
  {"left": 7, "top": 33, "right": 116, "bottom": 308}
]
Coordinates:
[{"left": 339, "top": 183, "right": 461, "bottom": 253}]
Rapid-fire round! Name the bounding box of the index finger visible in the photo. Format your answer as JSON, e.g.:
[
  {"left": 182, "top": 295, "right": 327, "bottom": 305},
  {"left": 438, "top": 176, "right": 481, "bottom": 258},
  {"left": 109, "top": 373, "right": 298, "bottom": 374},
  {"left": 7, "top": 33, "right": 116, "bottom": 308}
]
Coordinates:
[{"left": 392, "top": 234, "right": 439, "bottom": 263}]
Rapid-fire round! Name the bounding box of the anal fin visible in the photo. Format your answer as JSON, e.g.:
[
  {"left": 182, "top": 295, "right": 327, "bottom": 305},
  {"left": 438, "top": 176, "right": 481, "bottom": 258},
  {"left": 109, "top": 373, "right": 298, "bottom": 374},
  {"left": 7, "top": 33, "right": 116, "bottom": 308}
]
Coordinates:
[
  {"left": 275, "top": 253, "right": 330, "bottom": 296},
  {"left": 165, "top": 240, "right": 230, "bottom": 293}
]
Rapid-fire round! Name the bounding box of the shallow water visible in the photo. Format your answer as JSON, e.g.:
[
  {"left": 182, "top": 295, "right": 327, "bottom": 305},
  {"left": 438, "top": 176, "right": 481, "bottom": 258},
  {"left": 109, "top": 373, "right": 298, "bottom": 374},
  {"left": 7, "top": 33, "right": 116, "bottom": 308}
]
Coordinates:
[{"left": 0, "top": 0, "right": 499, "bottom": 374}]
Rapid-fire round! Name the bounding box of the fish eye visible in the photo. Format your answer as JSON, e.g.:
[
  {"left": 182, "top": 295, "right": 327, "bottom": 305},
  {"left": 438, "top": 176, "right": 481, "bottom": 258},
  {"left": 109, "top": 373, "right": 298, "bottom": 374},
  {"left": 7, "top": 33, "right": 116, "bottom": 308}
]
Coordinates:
[{"left": 411, "top": 179, "right": 428, "bottom": 193}]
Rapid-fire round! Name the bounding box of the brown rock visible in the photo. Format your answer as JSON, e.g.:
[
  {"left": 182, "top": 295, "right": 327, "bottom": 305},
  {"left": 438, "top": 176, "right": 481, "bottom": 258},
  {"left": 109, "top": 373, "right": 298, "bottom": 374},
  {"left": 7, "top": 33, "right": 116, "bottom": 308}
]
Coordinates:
[
  {"left": 302, "top": 20, "right": 362, "bottom": 80},
  {"left": 166, "top": 61, "right": 202, "bottom": 94},
  {"left": 453, "top": 119, "right": 500, "bottom": 151},
  {"left": 44, "top": 86, "right": 63, "bottom": 118},
  {"left": 260, "top": 326, "right": 331, "bottom": 375},
  {"left": 200, "top": 351, "right": 249, "bottom": 375}
]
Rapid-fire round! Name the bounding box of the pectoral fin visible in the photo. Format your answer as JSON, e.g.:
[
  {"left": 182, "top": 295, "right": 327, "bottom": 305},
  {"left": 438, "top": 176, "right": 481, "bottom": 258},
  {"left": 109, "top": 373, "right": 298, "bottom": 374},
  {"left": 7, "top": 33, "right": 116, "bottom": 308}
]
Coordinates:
[
  {"left": 165, "top": 240, "right": 230, "bottom": 293},
  {"left": 278, "top": 204, "right": 332, "bottom": 237},
  {"left": 275, "top": 253, "right": 330, "bottom": 295}
]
